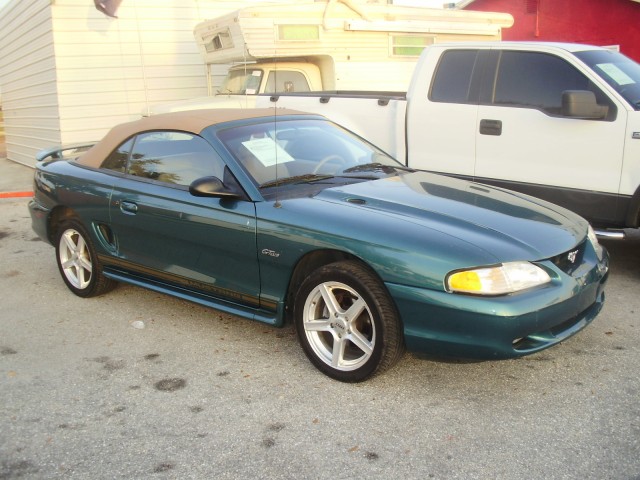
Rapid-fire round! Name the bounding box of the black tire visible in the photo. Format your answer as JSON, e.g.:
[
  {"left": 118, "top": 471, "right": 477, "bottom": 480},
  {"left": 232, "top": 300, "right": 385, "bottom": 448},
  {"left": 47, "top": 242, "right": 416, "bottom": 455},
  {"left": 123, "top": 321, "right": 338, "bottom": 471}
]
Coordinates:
[
  {"left": 294, "top": 260, "right": 404, "bottom": 382},
  {"left": 55, "top": 218, "right": 116, "bottom": 298}
]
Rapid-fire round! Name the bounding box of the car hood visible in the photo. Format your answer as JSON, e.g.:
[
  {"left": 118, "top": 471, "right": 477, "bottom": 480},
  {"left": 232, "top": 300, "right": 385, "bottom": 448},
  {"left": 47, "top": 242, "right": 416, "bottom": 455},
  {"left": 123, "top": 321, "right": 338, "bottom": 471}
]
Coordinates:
[{"left": 311, "top": 172, "right": 587, "bottom": 262}]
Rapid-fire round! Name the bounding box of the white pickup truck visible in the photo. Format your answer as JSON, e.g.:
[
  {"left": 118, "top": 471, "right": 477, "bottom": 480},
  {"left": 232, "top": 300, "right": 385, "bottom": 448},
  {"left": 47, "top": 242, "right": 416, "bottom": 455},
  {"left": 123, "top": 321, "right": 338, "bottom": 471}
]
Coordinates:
[{"left": 256, "top": 42, "right": 640, "bottom": 235}]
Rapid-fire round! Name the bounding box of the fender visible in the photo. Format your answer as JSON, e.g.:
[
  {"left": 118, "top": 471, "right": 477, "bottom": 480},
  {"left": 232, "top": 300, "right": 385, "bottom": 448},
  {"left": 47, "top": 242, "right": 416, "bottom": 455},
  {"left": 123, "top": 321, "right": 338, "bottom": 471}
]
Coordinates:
[{"left": 625, "top": 184, "right": 640, "bottom": 228}]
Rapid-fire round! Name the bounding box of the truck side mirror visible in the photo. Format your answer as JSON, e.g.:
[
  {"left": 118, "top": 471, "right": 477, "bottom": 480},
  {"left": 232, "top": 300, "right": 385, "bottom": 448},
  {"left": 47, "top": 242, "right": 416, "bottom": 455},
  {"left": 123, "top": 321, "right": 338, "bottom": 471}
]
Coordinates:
[{"left": 561, "top": 90, "right": 608, "bottom": 119}]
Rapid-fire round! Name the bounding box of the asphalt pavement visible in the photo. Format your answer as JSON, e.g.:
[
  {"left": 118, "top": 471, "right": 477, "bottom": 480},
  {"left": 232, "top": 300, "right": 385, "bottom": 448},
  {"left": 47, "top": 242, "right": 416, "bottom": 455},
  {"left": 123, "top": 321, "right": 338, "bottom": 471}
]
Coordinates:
[{"left": 1, "top": 157, "right": 639, "bottom": 479}]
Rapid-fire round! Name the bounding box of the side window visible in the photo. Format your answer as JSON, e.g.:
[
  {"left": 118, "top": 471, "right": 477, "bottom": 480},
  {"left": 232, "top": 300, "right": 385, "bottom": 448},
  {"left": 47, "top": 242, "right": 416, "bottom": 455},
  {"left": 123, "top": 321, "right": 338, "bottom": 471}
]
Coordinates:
[
  {"left": 493, "top": 51, "right": 613, "bottom": 117},
  {"left": 264, "top": 71, "right": 311, "bottom": 93},
  {"left": 101, "top": 138, "right": 133, "bottom": 172},
  {"left": 127, "top": 131, "right": 225, "bottom": 186},
  {"left": 430, "top": 50, "right": 479, "bottom": 103}
]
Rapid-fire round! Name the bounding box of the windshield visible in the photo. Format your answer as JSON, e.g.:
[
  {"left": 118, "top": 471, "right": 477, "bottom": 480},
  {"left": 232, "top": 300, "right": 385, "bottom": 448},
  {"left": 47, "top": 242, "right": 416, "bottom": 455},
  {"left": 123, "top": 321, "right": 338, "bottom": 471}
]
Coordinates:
[
  {"left": 575, "top": 49, "right": 640, "bottom": 110},
  {"left": 218, "top": 68, "right": 263, "bottom": 95},
  {"left": 216, "top": 118, "right": 405, "bottom": 188}
]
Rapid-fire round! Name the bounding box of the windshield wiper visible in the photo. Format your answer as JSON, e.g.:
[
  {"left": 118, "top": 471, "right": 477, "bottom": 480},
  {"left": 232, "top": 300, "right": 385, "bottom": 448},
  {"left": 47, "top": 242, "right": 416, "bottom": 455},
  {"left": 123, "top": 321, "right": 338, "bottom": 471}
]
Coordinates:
[
  {"left": 343, "top": 163, "right": 415, "bottom": 174},
  {"left": 259, "top": 174, "right": 334, "bottom": 189}
]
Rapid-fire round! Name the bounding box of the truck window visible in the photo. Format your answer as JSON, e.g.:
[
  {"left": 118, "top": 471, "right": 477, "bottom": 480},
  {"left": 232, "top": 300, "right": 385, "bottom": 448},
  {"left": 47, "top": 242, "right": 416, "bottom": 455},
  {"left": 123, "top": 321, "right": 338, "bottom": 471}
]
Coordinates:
[
  {"left": 264, "top": 71, "right": 311, "bottom": 93},
  {"left": 220, "top": 69, "right": 263, "bottom": 95},
  {"left": 492, "top": 51, "right": 615, "bottom": 118},
  {"left": 574, "top": 49, "right": 640, "bottom": 111},
  {"left": 429, "top": 50, "right": 480, "bottom": 103}
]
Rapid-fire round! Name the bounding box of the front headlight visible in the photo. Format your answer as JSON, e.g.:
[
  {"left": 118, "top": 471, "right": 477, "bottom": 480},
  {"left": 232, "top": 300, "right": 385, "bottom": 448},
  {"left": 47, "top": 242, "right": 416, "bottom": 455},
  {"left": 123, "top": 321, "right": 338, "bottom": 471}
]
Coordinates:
[{"left": 446, "top": 261, "right": 551, "bottom": 296}]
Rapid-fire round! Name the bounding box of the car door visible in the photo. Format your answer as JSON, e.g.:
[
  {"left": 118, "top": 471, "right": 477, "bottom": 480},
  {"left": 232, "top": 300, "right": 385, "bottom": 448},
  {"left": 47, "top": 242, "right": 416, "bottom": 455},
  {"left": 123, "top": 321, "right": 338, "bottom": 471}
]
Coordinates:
[
  {"left": 474, "top": 49, "right": 627, "bottom": 223},
  {"left": 106, "top": 131, "right": 262, "bottom": 309}
]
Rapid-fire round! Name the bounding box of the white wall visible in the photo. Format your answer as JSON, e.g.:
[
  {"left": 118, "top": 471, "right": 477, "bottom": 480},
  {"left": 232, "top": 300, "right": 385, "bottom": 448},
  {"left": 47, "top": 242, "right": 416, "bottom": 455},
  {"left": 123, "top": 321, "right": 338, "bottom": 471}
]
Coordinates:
[
  {"left": 0, "top": 0, "right": 296, "bottom": 166},
  {"left": 0, "top": 0, "right": 58, "bottom": 166}
]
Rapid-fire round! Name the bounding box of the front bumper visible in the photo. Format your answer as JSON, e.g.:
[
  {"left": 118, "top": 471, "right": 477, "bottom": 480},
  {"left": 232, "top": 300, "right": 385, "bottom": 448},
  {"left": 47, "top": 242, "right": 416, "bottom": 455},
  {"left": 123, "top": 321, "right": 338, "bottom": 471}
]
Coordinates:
[{"left": 387, "top": 245, "right": 609, "bottom": 360}]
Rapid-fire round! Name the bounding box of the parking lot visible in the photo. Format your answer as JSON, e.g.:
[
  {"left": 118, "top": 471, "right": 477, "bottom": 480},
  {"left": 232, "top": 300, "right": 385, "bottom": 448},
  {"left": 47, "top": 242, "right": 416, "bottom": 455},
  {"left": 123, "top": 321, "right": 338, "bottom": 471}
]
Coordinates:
[{"left": 1, "top": 172, "right": 639, "bottom": 479}]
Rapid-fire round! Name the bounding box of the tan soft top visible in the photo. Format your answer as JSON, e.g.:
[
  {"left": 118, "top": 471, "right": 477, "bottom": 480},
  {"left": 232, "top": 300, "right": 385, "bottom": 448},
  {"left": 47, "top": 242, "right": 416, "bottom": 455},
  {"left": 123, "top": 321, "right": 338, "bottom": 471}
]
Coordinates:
[{"left": 77, "top": 108, "right": 312, "bottom": 168}]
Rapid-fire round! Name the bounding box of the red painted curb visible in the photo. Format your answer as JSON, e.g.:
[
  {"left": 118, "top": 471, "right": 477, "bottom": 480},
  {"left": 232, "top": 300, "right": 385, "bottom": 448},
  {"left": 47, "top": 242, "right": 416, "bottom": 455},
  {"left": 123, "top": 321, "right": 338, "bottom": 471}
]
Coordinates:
[{"left": 0, "top": 191, "right": 33, "bottom": 199}]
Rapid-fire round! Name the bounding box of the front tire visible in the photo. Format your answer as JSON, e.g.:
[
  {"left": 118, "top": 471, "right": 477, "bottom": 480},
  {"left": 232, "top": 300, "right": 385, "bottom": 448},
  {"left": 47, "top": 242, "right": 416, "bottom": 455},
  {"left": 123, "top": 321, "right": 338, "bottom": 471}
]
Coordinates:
[
  {"left": 294, "top": 261, "right": 404, "bottom": 382},
  {"left": 55, "top": 219, "right": 116, "bottom": 298}
]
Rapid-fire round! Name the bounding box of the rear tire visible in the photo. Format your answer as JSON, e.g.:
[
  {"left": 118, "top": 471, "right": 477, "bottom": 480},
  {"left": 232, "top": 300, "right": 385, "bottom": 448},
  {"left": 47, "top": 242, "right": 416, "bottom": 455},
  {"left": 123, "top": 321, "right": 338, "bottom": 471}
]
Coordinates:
[
  {"left": 294, "top": 261, "right": 404, "bottom": 382},
  {"left": 55, "top": 219, "right": 116, "bottom": 298}
]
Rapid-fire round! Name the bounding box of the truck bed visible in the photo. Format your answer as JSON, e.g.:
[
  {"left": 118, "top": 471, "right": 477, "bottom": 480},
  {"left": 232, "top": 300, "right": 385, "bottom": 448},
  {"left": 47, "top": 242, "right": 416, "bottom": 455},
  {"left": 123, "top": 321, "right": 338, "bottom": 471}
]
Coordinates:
[{"left": 255, "top": 91, "right": 408, "bottom": 162}]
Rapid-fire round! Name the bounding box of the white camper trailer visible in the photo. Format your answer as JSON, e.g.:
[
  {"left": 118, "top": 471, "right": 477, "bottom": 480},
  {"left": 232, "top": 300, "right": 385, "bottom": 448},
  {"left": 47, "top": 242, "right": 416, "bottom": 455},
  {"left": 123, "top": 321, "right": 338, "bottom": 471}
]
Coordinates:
[{"left": 146, "top": 0, "right": 512, "bottom": 114}]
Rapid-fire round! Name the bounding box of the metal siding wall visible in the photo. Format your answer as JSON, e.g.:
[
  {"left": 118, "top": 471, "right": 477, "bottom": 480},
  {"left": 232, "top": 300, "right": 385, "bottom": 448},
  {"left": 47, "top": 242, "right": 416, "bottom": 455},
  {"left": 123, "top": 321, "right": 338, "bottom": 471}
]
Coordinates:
[
  {"left": 51, "top": 0, "right": 229, "bottom": 145},
  {"left": 0, "top": 0, "right": 279, "bottom": 166},
  {"left": 51, "top": 0, "right": 295, "bottom": 147},
  {"left": 0, "top": 0, "right": 58, "bottom": 166}
]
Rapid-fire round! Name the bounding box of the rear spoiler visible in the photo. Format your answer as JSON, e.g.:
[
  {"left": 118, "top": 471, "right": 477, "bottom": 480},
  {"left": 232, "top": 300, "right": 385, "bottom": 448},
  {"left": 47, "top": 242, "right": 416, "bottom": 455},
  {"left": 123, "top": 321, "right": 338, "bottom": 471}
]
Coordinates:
[{"left": 35, "top": 143, "right": 96, "bottom": 163}]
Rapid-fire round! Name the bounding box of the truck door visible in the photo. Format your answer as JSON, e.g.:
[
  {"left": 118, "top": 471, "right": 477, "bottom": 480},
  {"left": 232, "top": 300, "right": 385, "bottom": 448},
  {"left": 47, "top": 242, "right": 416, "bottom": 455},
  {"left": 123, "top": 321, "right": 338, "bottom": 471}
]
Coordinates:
[
  {"left": 474, "top": 49, "right": 627, "bottom": 224},
  {"left": 406, "top": 49, "right": 482, "bottom": 178}
]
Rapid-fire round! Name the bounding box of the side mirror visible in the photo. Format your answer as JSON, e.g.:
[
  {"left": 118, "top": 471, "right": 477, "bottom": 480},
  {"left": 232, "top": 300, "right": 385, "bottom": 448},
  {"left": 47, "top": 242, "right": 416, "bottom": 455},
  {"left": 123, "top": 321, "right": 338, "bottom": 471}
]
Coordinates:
[
  {"left": 189, "top": 176, "right": 243, "bottom": 199},
  {"left": 562, "top": 90, "right": 608, "bottom": 119}
]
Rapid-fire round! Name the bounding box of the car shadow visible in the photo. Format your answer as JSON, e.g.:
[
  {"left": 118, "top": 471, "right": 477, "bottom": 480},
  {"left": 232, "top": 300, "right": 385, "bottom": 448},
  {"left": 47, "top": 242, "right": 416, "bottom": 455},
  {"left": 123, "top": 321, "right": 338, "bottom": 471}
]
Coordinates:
[{"left": 600, "top": 228, "right": 640, "bottom": 280}]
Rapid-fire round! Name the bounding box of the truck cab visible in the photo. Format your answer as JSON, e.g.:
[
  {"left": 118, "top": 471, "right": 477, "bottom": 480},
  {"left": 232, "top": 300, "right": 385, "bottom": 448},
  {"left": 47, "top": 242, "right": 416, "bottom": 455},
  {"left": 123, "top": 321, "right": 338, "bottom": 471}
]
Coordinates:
[
  {"left": 145, "top": 60, "right": 324, "bottom": 115},
  {"left": 407, "top": 42, "right": 640, "bottom": 230},
  {"left": 260, "top": 41, "right": 640, "bottom": 232},
  {"left": 218, "top": 61, "right": 322, "bottom": 95}
]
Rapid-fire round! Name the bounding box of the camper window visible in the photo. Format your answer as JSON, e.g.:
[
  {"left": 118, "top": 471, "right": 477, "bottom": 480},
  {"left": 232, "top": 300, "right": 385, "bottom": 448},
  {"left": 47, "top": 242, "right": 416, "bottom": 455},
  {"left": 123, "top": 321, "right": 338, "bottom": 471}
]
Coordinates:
[
  {"left": 391, "top": 35, "right": 434, "bottom": 57},
  {"left": 204, "top": 28, "right": 233, "bottom": 53},
  {"left": 277, "top": 25, "right": 320, "bottom": 41}
]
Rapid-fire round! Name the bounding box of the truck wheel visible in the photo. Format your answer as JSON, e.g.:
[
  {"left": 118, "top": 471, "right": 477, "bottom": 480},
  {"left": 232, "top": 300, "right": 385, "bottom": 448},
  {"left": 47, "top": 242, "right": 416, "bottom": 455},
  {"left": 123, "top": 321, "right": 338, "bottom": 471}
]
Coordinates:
[
  {"left": 294, "top": 261, "right": 404, "bottom": 382},
  {"left": 55, "top": 219, "right": 116, "bottom": 298}
]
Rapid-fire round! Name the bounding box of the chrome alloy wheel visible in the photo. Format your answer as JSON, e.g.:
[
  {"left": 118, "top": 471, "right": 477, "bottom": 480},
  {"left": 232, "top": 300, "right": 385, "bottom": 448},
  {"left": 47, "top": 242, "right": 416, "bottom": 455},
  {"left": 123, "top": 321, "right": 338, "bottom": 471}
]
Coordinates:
[
  {"left": 302, "top": 281, "right": 376, "bottom": 371},
  {"left": 58, "top": 228, "right": 93, "bottom": 290}
]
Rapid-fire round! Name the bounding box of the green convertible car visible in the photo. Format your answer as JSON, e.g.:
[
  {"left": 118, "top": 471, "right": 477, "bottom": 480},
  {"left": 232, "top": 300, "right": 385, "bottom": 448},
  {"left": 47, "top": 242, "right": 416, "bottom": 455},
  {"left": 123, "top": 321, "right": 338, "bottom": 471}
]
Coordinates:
[{"left": 29, "top": 108, "right": 609, "bottom": 382}]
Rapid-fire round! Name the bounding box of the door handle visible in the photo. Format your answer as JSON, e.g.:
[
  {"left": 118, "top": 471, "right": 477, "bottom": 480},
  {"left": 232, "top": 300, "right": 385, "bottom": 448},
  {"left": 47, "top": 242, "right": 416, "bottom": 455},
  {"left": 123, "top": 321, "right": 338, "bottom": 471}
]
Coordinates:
[
  {"left": 120, "top": 201, "right": 138, "bottom": 214},
  {"left": 479, "top": 119, "right": 502, "bottom": 136}
]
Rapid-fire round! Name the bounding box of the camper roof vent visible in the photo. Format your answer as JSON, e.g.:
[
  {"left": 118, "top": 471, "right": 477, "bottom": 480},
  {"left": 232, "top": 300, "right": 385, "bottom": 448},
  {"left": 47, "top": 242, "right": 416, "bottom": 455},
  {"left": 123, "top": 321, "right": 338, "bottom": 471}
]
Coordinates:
[{"left": 205, "top": 28, "right": 234, "bottom": 53}]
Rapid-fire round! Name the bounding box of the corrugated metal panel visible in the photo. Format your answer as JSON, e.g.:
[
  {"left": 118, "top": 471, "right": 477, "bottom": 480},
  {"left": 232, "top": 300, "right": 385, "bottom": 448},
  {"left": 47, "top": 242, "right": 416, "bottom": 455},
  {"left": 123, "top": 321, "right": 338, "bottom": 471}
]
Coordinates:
[
  {"left": 52, "top": 0, "right": 198, "bottom": 143},
  {"left": 0, "top": 0, "right": 287, "bottom": 165},
  {"left": 51, "top": 0, "right": 297, "bottom": 148},
  {"left": 0, "top": 0, "right": 58, "bottom": 166}
]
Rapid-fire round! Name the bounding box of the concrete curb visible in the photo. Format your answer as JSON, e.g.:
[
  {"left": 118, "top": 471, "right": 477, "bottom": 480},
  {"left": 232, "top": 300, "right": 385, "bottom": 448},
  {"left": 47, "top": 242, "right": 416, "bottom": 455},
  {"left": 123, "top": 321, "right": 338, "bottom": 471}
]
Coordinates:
[
  {"left": 0, "top": 191, "right": 33, "bottom": 198},
  {"left": 1, "top": 156, "right": 35, "bottom": 195}
]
